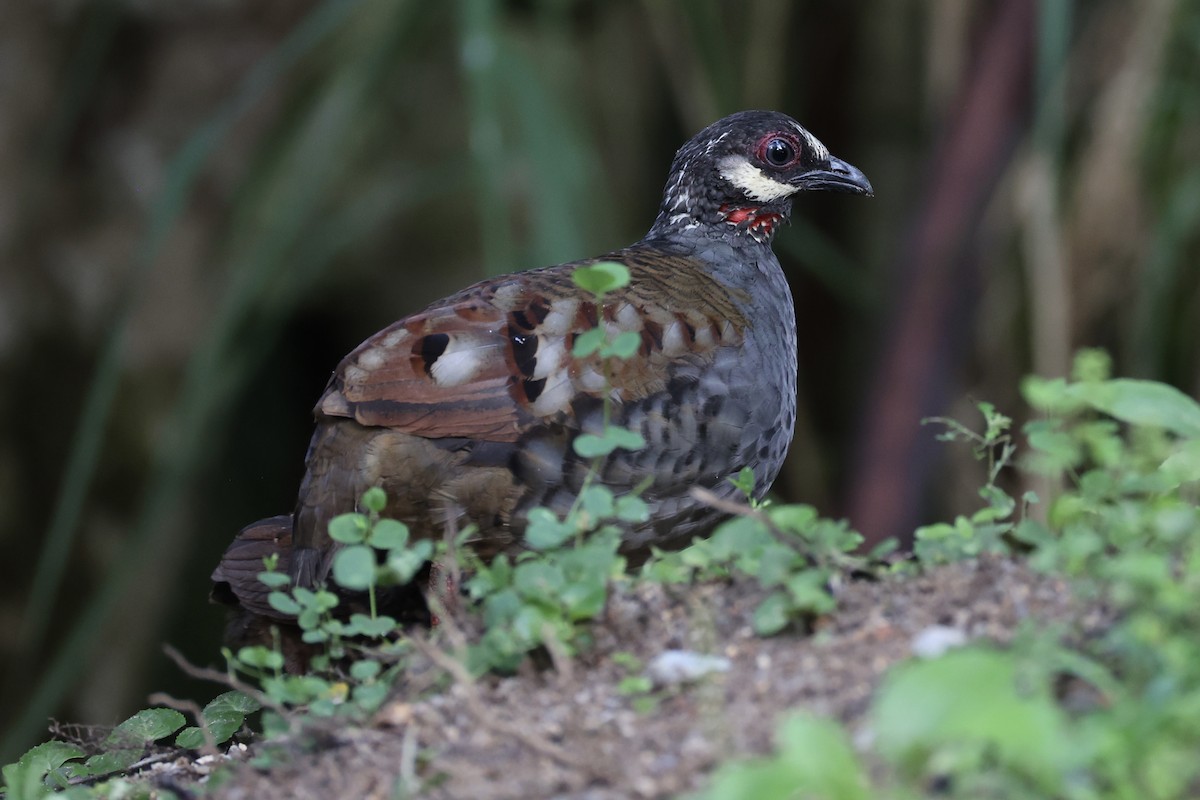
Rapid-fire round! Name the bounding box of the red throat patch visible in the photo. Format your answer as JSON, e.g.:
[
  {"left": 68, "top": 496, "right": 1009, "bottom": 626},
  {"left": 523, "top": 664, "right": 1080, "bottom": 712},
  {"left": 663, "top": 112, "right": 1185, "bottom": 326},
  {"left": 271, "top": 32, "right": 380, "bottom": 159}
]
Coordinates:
[{"left": 720, "top": 204, "right": 783, "bottom": 238}]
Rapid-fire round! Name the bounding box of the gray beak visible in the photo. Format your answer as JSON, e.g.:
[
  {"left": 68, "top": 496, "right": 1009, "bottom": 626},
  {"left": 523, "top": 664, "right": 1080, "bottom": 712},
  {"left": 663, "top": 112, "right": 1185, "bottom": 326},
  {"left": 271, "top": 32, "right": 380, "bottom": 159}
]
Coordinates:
[{"left": 796, "top": 155, "right": 873, "bottom": 196}]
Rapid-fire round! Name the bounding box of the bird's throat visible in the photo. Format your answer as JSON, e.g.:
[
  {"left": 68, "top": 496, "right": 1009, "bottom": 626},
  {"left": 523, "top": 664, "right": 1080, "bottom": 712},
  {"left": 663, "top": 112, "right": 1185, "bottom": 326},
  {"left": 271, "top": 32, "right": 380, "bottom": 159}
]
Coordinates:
[{"left": 719, "top": 204, "right": 784, "bottom": 242}]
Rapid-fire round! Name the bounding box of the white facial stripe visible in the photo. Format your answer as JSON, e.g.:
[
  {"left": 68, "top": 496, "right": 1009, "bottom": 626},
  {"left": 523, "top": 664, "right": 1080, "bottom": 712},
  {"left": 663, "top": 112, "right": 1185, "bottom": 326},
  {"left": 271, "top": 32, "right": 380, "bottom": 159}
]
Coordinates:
[
  {"left": 802, "top": 130, "right": 829, "bottom": 162},
  {"left": 718, "top": 155, "right": 799, "bottom": 203}
]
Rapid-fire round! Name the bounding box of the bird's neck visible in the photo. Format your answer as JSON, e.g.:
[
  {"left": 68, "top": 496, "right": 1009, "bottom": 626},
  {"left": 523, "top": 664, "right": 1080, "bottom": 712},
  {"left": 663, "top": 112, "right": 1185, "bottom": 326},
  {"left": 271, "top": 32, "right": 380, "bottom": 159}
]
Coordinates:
[{"left": 647, "top": 202, "right": 789, "bottom": 245}]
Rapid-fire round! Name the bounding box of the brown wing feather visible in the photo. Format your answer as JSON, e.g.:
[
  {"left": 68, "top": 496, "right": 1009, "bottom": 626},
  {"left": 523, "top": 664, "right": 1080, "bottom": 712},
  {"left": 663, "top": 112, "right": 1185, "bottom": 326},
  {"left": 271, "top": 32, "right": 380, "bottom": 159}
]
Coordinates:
[{"left": 315, "top": 245, "right": 750, "bottom": 444}]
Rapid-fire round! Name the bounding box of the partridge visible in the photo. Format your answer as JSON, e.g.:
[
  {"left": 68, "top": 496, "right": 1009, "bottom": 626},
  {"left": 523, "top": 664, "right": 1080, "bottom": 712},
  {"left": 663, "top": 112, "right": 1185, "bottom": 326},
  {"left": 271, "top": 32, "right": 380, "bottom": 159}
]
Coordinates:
[{"left": 212, "top": 110, "right": 871, "bottom": 624}]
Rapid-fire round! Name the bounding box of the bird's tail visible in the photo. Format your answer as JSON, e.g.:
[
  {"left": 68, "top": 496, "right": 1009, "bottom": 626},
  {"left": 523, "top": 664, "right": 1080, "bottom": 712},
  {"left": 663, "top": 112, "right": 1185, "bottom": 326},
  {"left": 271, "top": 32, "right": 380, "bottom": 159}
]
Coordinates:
[{"left": 210, "top": 514, "right": 293, "bottom": 620}]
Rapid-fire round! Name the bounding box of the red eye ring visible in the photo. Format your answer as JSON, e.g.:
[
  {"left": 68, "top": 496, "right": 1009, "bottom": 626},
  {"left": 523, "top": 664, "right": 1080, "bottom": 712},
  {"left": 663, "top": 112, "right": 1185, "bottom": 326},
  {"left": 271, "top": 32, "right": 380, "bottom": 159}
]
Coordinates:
[{"left": 756, "top": 132, "right": 803, "bottom": 169}]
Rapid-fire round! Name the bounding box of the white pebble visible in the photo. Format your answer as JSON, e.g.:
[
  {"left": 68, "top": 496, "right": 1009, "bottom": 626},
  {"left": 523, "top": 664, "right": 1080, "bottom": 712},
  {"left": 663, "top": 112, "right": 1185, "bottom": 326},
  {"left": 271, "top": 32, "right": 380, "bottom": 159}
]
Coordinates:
[
  {"left": 646, "top": 649, "right": 732, "bottom": 686},
  {"left": 910, "top": 625, "right": 968, "bottom": 659}
]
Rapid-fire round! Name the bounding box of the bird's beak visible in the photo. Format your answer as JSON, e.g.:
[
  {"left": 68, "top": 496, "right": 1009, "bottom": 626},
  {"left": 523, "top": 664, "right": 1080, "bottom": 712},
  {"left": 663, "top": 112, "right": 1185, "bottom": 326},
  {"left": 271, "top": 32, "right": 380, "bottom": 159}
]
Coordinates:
[{"left": 795, "top": 155, "right": 873, "bottom": 196}]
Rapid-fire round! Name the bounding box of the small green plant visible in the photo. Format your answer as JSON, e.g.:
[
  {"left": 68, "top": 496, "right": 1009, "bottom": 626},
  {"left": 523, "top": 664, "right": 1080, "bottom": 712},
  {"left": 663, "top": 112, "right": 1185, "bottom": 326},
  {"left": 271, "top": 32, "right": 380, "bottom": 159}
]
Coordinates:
[
  {"left": 873, "top": 646, "right": 1081, "bottom": 795},
  {"left": 222, "top": 488, "right": 432, "bottom": 733},
  {"left": 693, "top": 712, "right": 870, "bottom": 800},
  {"left": 644, "top": 469, "right": 865, "bottom": 635},
  {"left": 610, "top": 651, "right": 658, "bottom": 712},
  {"left": 914, "top": 401, "right": 1035, "bottom": 564},
  {"left": 0, "top": 701, "right": 260, "bottom": 798}
]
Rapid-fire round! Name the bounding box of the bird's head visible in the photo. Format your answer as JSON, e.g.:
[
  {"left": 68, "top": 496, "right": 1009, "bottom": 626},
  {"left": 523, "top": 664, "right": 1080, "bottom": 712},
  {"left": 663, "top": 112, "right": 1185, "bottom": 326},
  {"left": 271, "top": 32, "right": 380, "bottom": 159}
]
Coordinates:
[{"left": 651, "top": 110, "right": 872, "bottom": 243}]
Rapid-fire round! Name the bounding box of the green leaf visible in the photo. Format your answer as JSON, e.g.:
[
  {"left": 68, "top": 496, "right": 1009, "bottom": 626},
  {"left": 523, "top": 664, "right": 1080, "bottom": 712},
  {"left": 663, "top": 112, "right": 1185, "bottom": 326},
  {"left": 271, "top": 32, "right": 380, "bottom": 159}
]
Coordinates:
[
  {"left": 384, "top": 542, "right": 430, "bottom": 584},
  {"left": 561, "top": 583, "right": 608, "bottom": 621},
  {"left": 873, "top": 648, "right": 1079, "bottom": 792},
  {"left": 729, "top": 467, "right": 756, "bottom": 499},
  {"left": 328, "top": 513, "right": 367, "bottom": 544},
  {"left": 611, "top": 651, "right": 642, "bottom": 670},
  {"left": 237, "top": 646, "right": 284, "bottom": 671},
  {"left": 256, "top": 570, "right": 291, "bottom": 588},
  {"left": 83, "top": 749, "right": 140, "bottom": 777},
  {"left": 83, "top": 708, "right": 187, "bottom": 776},
  {"left": 175, "top": 697, "right": 249, "bottom": 749},
  {"left": 571, "top": 261, "right": 630, "bottom": 297},
  {"left": 1067, "top": 378, "right": 1200, "bottom": 438},
  {"left": 615, "top": 495, "right": 650, "bottom": 523},
  {"left": 175, "top": 727, "right": 205, "bottom": 750},
  {"left": 785, "top": 570, "right": 835, "bottom": 614},
  {"left": 602, "top": 330, "right": 641, "bottom": 359},
  {"left": 608, "top": 427, "right": 645, "bottom": 451},
  {"left": 1162, "top": 439, "right": 1200, "bottom": 483},
  {"left": 268, "top": 591, "right": 302, "bottom": 616},
  {"left": 332, "top": 544, "right": 376, "bottom": 590},
  {"left": 361, "top": 486, "right": 387, "bottom": 513},
  {"left": 261, "top": 711, "right": 288, "bottom": 738},
  {"left": 350, "top": 659, "right": 382, "bottom": 681},
  {"left": 352, "top": 682, "right": 389, "bottom": 712},
  {"left": 292, "top": 586, "right": 318, "bottom": 606},
  {"left": 1021, "top": 375, "right": 1079, "bottom": 414},
  {"left": 766, "top": 504, "right": 818, "bottom": 535},
  {"left": 312, "top": 588, "right": 340, "bottom": 612},
  {"left": 752, "top": 591, "right": 791, "bottom": 635},
  {"left": 15, "top": 740, "right": 86, "bottom": 773},
  {"left": 524, "top": 507, "right": 574, "bottom": 549},
  {"left": 579, "top": 485, "right": 615, "bottom": 519},
  {"left": 514, "top": 560, "right": 567, "bottom": 600},
  {"left": 1071, "top": 348, "right": 1113, "bottom": 382},
  {"left": 701, "top": 714, "right": 869, "bottom": 800},
  {"left": 617, "top": 676, "right": 653, "bottom": 695},
  {"left": 347, "top": 613, "right": 396, "bottom": 637},
  {"left": 369, "top": 518, "right": 409, "bottom": 549},
  {"left": 573, "top": 433, "right": 616, "bottom": 457},
  {"left": 207, "top": 690, "right": 260, "bottom": 716},
  {"left": 572, "top": 327, "right": 605, "bottom": 358},
  {"left": 575, "top": 427, "right": 645, "bottom": 458},
  {"left": 105, "top": 708, "right": 186, "bottom": 746},
  {"left": 4, "top": 741, "right": 85, "bottom": 792}
]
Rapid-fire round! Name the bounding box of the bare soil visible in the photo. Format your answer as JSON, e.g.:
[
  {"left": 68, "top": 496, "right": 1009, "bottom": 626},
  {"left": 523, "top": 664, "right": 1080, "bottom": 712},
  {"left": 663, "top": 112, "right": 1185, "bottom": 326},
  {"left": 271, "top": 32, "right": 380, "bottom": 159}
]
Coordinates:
[{"left": 150, "top": 556, "right": 1103, "bottom": 799}]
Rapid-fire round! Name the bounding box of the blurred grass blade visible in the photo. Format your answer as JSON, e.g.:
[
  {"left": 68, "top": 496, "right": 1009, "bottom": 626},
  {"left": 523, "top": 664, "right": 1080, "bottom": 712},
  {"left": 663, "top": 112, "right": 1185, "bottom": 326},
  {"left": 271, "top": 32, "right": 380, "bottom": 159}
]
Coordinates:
[
  {"left": 501, "top": 44, "right": 599, "bottom": 265},
  {"left": 459, "top": 0, "right": 515, "bottom": 274},
  {"left": 3, "top": 0, "right": 369, "bottom": 761},
  {"left": 1132, "top": 171, "right": 1200, "bottom": 376}
]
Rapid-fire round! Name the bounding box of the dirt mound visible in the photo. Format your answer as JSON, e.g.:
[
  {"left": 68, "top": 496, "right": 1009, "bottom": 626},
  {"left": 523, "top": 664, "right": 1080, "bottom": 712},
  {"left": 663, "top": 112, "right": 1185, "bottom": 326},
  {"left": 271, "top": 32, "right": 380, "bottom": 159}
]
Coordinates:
[{"left": 204, "top": 556, "right": 1096, "bottom": 799}]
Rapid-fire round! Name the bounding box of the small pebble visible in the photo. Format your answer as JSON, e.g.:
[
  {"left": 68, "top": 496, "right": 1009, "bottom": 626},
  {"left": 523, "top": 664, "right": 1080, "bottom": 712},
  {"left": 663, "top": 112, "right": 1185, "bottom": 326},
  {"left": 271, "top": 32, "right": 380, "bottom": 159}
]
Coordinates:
[
  {"left": 646, "top": 649, "right": 731, "bottom": 686},
  {"left": 910, "top": 625, "right": 968, "bottom": 658}
]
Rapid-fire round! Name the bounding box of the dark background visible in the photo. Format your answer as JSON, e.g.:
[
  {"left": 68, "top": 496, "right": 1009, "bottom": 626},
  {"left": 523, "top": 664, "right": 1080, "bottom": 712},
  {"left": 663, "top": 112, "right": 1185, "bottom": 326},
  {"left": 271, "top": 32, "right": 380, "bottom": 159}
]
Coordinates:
[{"left": 2, "top": 0, "right": 1197, "bottom": 760}]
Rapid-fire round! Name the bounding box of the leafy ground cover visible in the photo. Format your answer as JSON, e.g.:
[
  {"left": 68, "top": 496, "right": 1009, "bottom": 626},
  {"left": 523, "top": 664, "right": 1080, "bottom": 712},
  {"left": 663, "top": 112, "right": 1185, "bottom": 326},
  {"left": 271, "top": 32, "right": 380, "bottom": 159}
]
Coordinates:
[{"left": 6, "top": 312, "right": 1200, "bottom": 798}]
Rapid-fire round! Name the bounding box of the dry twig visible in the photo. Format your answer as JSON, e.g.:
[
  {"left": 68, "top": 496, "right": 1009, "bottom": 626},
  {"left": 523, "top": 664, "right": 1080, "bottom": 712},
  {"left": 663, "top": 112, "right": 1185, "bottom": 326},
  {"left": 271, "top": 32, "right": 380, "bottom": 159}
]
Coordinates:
[{"left": 408, "top": 633, "right": 603, "bottom": 778}]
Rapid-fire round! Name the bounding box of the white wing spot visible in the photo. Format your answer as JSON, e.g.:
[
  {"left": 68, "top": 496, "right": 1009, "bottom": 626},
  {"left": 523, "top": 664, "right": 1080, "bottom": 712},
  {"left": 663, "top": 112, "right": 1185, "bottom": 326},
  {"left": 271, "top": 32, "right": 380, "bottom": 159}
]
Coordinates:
[
  {"left": 577, "top": 365, "right": 607, "bottom": 392},
  {"left": 616, "top": 303, "right": 642, "bottom": 331},
  {"left": 540, "top": 300, "right": 578, "bottom": 336},
  {"left": 662, "top": 321, "right": 688, "bottom": 356},
  {"left": 532, "top": 338, "right": 566, "bottom": 381},
  {"left": 381, "top": 329, "right": 409, "bottom": 348},
  {"left": 430, "top": 341, "right": 485, "bottom": 386},
  {"left": 529, "top": 375, "right": 574, "bottom": 417},
  {"left": 357, "top": 348, "right": 387, "bottom": 370}
]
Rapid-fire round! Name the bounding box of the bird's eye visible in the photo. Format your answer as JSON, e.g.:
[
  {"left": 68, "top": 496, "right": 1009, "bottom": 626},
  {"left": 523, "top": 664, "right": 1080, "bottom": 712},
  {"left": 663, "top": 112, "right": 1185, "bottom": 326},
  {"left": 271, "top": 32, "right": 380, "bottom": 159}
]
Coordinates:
[{"left": 762, "top": 137, "right": 796, "bottom": 167}]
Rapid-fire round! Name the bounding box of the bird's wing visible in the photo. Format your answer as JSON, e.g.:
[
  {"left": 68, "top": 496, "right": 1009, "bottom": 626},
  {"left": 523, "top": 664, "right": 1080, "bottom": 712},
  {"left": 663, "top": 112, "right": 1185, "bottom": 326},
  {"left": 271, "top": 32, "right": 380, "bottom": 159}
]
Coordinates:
[{"left": 315, "top": 247, "right": 751, "bottom": 441}]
